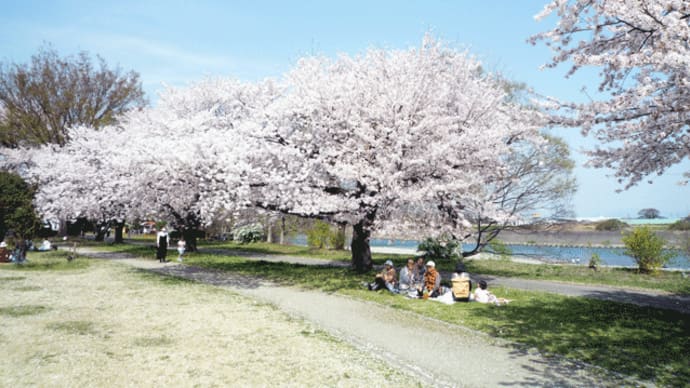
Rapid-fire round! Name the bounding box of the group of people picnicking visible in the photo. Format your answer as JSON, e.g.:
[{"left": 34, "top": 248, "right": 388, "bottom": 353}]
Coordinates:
[
  {"left": 367, "top": 257, "right": 510, "bottom": 306},
  {"left": 0, "top": 238, "right": 60, "bottom": 263}
]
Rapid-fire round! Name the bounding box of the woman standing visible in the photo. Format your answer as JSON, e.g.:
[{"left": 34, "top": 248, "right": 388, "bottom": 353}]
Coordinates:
[{"left": 156, "top": 228, "right": 169, "bottom": 263}]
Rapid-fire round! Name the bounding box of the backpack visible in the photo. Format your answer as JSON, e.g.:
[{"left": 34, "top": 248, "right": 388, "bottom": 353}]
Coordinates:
[{"left": 451, "top": 277, "right": 472, "bottom": 302}]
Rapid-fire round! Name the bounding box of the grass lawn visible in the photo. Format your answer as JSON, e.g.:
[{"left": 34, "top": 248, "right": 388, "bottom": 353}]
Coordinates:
[
  {"left": 0, "top": 259, "right": 416, "bottom": 386},
  {"left": 95, "top": 239, "right": 690, "bottom": 294},
  {"left": 63, "top": 241, "right": 690, "bottom": 384},
  {"left": 179, "top": 252, "right": 689, "bottom": 387},
  {"left": 200, "top": 241, "right": 690, "bottom": 294},
  {"left": 463, "top": 257, "right": 690, "bottom": 295}
]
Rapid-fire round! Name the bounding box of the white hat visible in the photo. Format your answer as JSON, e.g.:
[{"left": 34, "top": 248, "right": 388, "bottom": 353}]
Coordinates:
[
  {"left": 0, "top": 241, "right": 6, "bottom": 248},
  {"left": 384, "top": 260, "right": 393, "bottom": 266},
  {"left": 426, "top": 260, "right": 435, "bottom": 268}
]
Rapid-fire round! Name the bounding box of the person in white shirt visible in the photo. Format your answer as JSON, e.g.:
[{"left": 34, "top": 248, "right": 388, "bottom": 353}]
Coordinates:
[
  {"left": 474, "top": 280, "right": 510, "bottom": 306},
  {"left": 177, "top": 237, "right": 186, "bottom": 262}
]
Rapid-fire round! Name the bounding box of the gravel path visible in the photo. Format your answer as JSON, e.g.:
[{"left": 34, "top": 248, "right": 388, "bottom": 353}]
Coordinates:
[{"left": 101, "top": 255, "right": 640, "bottom": 387}]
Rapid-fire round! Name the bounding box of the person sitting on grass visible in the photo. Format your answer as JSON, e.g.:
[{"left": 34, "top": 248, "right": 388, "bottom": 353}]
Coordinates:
[
  {"left": 417, "top": 260, "right": 441, "bottom": 298},
  {"left": 368, "top": 260, "right": 397, "bottom": 292},
  {"left": 474, "top": 280, "right": 510, "bottom": 306},
  {"left": 398, "top": 258, "right": 417, "bottom": 292},
  {"left": 36, "top": 239, "right": 52, "bottom": 251}
]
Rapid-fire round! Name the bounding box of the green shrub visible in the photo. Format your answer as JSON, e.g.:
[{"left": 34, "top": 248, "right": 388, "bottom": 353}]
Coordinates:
[
  {"left": 588, "top": 252, "right": 602, "bottom": 270},
  {"left": 328, "top": 227, "right": 346, "bottom": 250},
  {"left": 232, "top": 223, "right": 265, "bottom": 244},
  {"left": 595, "top": 218, "right": 627, "bottom": 231},
  {"left": 418, "top": 236, "right": 460, "bottom": 261},
  {"left": 669, "top": 218, "right": 690, "bottom": 231},
  {"left": 488, "top": 239, "right": 512, "bottom": 256},
  {"left": 622, "top": 226, "right": 674, "bottom": 273},
  {"left": 306, "top": 220, "right": 332, "bottom": 249}
]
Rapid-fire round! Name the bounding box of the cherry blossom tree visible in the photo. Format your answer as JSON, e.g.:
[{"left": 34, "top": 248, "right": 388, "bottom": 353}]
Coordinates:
[
  {"left": 4, "top": 125, "right": 141, "bottom": 242},
  {"left": 459, "top": 133, "right": 576, "bottom": 256},
  {"left": 250, "top": 37, "right": 543, "bottom": 271},
  {"left": 120, "top": 78, "right": 280, "bottom": 250},
  {"left": 3, "top": 77, "right": 279, "bottom": 250},
  {"left": 530, "top": 0, "right": 690, "bottom": 188}
]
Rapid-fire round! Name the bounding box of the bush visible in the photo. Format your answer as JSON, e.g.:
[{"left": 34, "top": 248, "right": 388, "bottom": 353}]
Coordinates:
[
  {"left": 487, "top": 238, "right": 512, "bottom": 256},
  {"left": 595, "top": 218, "right": 627, "bottom": 231},
  {"left": 669, "top": 218, "right": 690, "bottom": 231},
  {"left": 418, "top": 236, "right": 460, "bottom": 261},
  {"left": 232, "top": 223, "right": 265, "bottom": 244},
  {"left": 622, "top": 226, "right": 674, "bottom": 273},
  {"left": 306, "top": 220, "right": 332, "bottom": 249},
  {"left": 588, "top": 252, "right": 602, "bottom": 270},
  {"left": 329, "top": 227, "right": 346, "bottom": 250}
]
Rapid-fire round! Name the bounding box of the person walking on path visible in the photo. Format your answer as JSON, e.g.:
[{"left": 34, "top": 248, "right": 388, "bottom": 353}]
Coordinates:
[{"left": 156, "top": 228, "right": 170, "bottom": 263}]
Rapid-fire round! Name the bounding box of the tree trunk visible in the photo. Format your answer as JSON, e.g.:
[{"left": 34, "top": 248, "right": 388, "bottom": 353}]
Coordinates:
[
  {"left": 267, "top": 221, "right": 273, "bottom": 243},
  {"left": 183, "top": 228, "right": 198, "bottom": 252},
  {"left": 113, "top": 221, "right": 125, "bottom": 244},
  {"left": 94, "top": 224, "right": 107, "bottom": 242},
  {"left": 351, "top": 221, "right": 373, "bottom": 273},
  {"left": 58, "top": 219, "right": 68, "bottom": 237},
  {"left": 279, "top": 216, "right": 286, "bottom": 245}
]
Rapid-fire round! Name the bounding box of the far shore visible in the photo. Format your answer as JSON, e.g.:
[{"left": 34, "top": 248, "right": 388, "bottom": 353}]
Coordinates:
[{"left": 372, "top": 229, "right": 688, "bottom": 249}]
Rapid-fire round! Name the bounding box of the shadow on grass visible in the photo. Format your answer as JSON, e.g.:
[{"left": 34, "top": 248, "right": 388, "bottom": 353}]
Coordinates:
[
  {"left": 0, "top": 253, "right": 90, "bottom": 271},
  {"left": 471, "top": 296, "right": 689, "bottom": 386},
  {"left": 185, "top": 257, "right": 370, "bottom": 292},
  {"left": 184, "top": 257, "right": 688, "bottom": 385},
  {"left": 0, "top": 305, "right": 49, "bottom": 317}
]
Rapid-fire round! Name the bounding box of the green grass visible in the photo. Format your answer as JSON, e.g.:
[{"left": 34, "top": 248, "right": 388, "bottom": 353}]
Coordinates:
[
  {"left": 46, "top": 320, "right": 98, "bottom": 336},
  {"left": 0, "top": 305, "right": 49, "bottom": 317},
  {"left": 72, "top": 242, "right": 690, "bottom": 385},
  {"left": 93, "top": 240, "right": 690, "bottom": 294},
  {"left": 463, "top": 258, "right": 690, "bottom": 295},
  {"left": 197, "top": 240, "right": 403, "bottom": 261},
  {"left": 133, "top": 335, "right": 174, "bottom": 347},
  {"left": 182, "top": 252, "right": 688, "bottom": 386},
  {"left": 0, "top": 250, "right": 91, "bottom": 271}
]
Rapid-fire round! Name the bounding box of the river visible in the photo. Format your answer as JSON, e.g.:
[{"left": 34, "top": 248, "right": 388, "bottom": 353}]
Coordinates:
[{"left": 291, "top": 235, "right": 690, "bottom": 270}]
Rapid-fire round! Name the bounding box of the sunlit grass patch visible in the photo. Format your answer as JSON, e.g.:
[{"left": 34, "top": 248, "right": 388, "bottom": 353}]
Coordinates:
[
  {"left": 46, "top": 320, "right": 98, "bottom": 335},
  {"left": 0, "top": 305, "right": 48, "bottom": 317}
]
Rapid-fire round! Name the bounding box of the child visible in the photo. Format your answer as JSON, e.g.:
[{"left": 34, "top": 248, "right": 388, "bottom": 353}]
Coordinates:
[
  {"left": 177, "top": 237, "right": 186, "bottom": 262},
  {"left": 474, "top": 280, "right": 510, "bottom": 306}
]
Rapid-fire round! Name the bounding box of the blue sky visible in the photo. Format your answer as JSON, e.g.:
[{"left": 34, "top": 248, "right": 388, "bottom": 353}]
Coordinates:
[{"left": 1, "top": 0, "right": 688, "bottom": 218}]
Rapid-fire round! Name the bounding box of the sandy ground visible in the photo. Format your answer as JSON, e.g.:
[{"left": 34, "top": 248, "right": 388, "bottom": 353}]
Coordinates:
[{"left": 0, "top": 261, "right": 418, "bottom": 387}]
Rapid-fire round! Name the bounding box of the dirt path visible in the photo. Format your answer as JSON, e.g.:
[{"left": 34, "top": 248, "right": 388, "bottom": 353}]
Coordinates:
[{"left": 98, "top": 254, "right": 640, "bottom": 387}]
